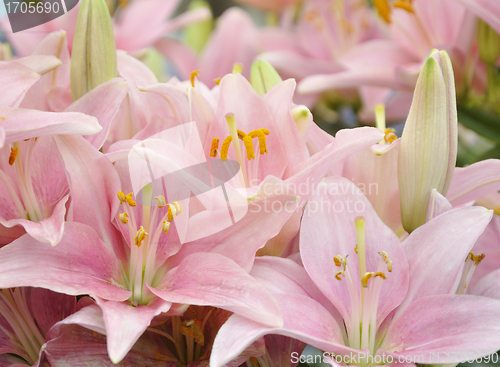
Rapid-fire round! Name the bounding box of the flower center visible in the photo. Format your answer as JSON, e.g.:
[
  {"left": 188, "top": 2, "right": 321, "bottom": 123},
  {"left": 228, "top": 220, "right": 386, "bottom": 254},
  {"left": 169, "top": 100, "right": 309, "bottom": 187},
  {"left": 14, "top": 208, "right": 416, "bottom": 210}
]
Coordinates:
[
  {"left": 333, "top": 217, "right": 392, "bottom": 362},
  {"left": 209, "top": 113, "right": 270, "bottom": 188},
  {"left": 146, "top": 306, "right": 218, "bottom": 365},
  {"left": 117, "top": 190, "right": 183, "bottom": 305},
  {"left": 0, "top": 288, "right": 45, "bottom": 365},
  {"left": 0, "top": 139, "right": 44, "bottom": 221}
]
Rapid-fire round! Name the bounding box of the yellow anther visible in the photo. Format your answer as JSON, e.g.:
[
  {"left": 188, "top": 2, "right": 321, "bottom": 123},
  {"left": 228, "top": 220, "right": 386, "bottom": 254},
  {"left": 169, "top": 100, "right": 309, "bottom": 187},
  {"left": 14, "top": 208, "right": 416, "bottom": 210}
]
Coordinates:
[
  {"left": 154, "top": 195, "right": 166, "bottom": 208},
  {"left": 242, "top": 135, "right": 255, "bottom": 160},
  {"left": 214, "top": 78, "right": 221, "bottom": 86},
  {"left": 8, "top": 147, "right": 18, "bottom": 166},
  {"left": 190, "top": 70, "right": 200, "bottom": 88},
  {"left": 248, "top": 129, "right": 270, "bottom": 155},
  {"left": 117, "top": 191, "right": 126, "bottom": 203},
  {"left": 335, "top": 271, "right": 344, "bottom": 281},
  {"left": 119, "top": 212, "right": 129, "bottom": 224},
  {"left": 220, "top": 135, "right": 233, "bottom": 162},
  {"left": 0, "top": 117, "right": 5, "bottom": 121},
  {"left": 210, "top": 137, "right": 219, "bottom": 158},
  {"left": 354, "top": 245, "right": 358, "bottom": 254},
  {"left": 384, "top": 128, "right": 397, "bottom": 144},
  {"left": 180, "top": 318, "right": 205, "bottom": 345},
  {"left": 172, "top": 201, "right": 183, "bottom": 215},
  {"left": 117, "top": 191, "right": 136, "bottom": 206},
  {"left": 393, "top": 0, "right": 414, "bottom": 13},
  {"left": 333, "top": 254, "right": 348, "bottom": 270},
  {"left": 167, "top": 205, "right": 174, "bottom": 222},
  {"left": 162, "top": 220, "right": 171, "bottom": 234},
  {"left": 125, "top": 193, "right": 136, "bottom": 207},
  {"left": 361, "top": 272, "right": 386, "bottom": 288},
  {"left": 467, "top": 251, "right": 486, "bottom": 266},
  {"left": 237, "top": 130, "right": 246, "bottom": 139},
  {"left": 305, "top": 9, "right": 324, "bottom": 30},
  {"left": 379, "top": 251, "right": 393, "bottom": 272},
  {"left": 374, "top": 0, "right": 391, "bottom": 23},
  {"left": 134, "top": 226, "right": 147, "bottom": 247}
]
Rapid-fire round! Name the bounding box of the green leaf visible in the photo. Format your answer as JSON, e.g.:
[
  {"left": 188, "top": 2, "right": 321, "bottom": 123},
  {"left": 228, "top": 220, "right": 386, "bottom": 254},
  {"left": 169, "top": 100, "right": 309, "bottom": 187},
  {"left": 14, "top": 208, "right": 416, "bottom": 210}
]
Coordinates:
[{"left": 457, "top": 106, "right": 500, "bottom": 144}]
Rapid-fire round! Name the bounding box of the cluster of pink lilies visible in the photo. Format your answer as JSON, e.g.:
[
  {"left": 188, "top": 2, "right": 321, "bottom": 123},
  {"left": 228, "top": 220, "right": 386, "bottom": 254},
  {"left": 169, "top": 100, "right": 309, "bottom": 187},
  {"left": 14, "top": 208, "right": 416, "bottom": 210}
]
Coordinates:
[{"left": 0, "top": 0, "right": 499, "bottom": 366}]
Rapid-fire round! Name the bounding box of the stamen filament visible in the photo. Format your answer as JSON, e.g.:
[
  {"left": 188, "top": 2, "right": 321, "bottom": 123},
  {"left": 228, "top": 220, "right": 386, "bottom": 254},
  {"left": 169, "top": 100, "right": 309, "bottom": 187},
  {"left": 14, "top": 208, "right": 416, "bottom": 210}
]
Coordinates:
[{"left": 226, "top": 113, "right": 248, "bottom": 187}]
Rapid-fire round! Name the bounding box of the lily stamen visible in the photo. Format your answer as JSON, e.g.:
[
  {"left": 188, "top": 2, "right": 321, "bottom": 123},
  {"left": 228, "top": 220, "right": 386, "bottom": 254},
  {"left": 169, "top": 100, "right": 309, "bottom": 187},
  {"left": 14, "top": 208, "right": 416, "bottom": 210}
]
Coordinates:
[
  {"left": 154, "top": 195, "right": 166, "bottom": 208},
  {"left": 210, "top": 137, "right": 219, "bottom": 158},
  {"left": 220, "top": 136, "right": 233, "bottom": 162},
  {"left": 361, "top": 272, "right": 387, "bottom": 288},
  {"left": 8, "top": 147, "right": 18, "bottom": 166},
  {"left": 457, "top": 251, "right": 486, "bottom": 294},
  {"left": 134, "top": 226, "right": 147, "bottom": 247},
  {"left": 119, "top": 212, "right": 129, "bottom": 224},
  {"left": 378, "top": 251, "right": 393, "bottom": 272},
  {"left": 393, "top": 0, "right": 414, "bottom": 13},
  {"left": 190, "top": 70, "right": 200, "bottom": 88}
]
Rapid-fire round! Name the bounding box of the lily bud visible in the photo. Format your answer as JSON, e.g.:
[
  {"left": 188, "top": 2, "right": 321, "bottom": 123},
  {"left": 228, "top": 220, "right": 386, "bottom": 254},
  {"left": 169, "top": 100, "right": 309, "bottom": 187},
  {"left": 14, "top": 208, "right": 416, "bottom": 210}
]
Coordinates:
[
  {"left": 184, "top": 0, "right": 213, "bottom": 54},
  {"left": 250, "top": 60, "right": 283, "bottom": 96},
  {"left": 478, "top": 20, "right": 500, "bottom": 65},
  {"left": 398, "top": 49, "right": 457, "bottom": 233},
  {"left": 70, "top": 0, "right": 118, "bottom": 101}
]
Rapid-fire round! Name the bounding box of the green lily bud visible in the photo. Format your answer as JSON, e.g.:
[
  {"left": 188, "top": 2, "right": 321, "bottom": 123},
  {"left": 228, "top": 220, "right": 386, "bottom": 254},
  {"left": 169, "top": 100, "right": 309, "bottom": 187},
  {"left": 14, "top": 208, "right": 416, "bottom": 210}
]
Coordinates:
[
  {"left": 184, "top": 0, "right": 213, "bottom": 54},
  {"left": 398, "top": 49, "right": 457, "bottom": 233},
  {"left": 478, "top": 20, "right": 500, "bottom": 65},
  {"left": 71, "top": 0, "right": 118, "bottom": 101},
  {"left": 250, "top": 60, "right": 283, "bottom": 96}
]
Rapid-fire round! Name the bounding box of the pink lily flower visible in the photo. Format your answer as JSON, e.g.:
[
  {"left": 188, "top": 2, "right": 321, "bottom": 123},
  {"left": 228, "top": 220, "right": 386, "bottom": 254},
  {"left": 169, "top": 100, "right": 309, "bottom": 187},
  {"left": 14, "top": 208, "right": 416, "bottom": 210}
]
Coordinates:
[
  {"left": 254, "top": 0, "right": 412, "bottom": 119},
  {"left": 0, "top": 130, "right": 300, "bottom": 363},
  {"left": 155, "top": 7, "right": 261, "bottom": 87},
  {"left": 0, "top": 107, "right": 102, "bottom": 246},
  {"left": 126, "top": 71, "right": 383, "bottom": 255},
  {"left": 461, "top": 194, "right": 500, "bottom": 300},
  {"left": 0, "top": 287, "right": 76, "bottom": 366},
  {"left": 0, "top": 52, "right": 127, "bottom": 246},
  {"left": 0, "top": 55, "right": 62, "bottom": 109},
  {"left": 299, "top": 0, "right": 486, "bottom": 116},
  {"left": 1, "top": 0, "right": 210, "bottom": 57},
  {"left": 210, "top": 176, "right": 500, "bottom": 366},
  {"left": 454, "top": 0, "right": 500, "bottom": 34},
  {"left": 18, "top": 31, "right": 72, "bottom": 113},
  {"left": 43, "top": 304, "right": 266, "bottom": 365}
]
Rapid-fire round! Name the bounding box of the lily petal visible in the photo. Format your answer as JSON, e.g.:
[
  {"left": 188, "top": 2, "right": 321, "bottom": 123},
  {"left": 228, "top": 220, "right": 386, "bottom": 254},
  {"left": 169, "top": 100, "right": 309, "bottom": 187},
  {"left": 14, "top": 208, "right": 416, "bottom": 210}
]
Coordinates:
[
  {"left": 300, "top": 176, "right": 409, "bottom": 326},
  {"left": 446, "top": 159, "right": 500, "bottom": 206},
  {"left": 95, "top": 297, "right": 172, "bottom": 364},
  {"left": 65, "top": 78, "right": 129, "bottom": 149},
  {"left": 0, "top": 194, "right": 68, "bottom": 246},
  {"left": 210, "top": 293, "right": 353, "bottom": 367},
  {"left": 398, "top": 206, "right": 493, "bottom": 314},
  {"left": 383, "top": 294, "right": 500, "bottom": 361},
  {"left": 0, "top": 108, "right": 101, "bottom": 145},
  {"left": 150, "top": 252, "right": 282, "bottom": 327},
  {"left": 0, "top": 222, "right": 131, "bottom": 301},
  {"left": 0, "top": 62, "right": 40, "bottom": 107}
]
